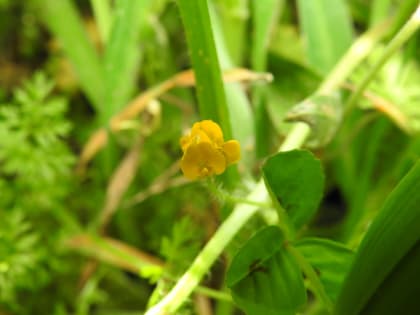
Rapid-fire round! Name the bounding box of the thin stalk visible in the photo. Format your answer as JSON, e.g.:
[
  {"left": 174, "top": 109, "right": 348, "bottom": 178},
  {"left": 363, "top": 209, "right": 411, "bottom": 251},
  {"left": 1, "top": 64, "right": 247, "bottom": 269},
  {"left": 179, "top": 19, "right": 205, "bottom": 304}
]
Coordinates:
[
  {"left": 90, "top": 0, "right": 113, "bottom": 44},
  {"left": 287, "top": 245, "right": 334, "bottom": 314},
  {"left": 194, "top": 286, "right": 233, "bottom": 303},
  {"left": 144, "top": 128, "right": 309, "bottom": 315},
  {"left": 205, "top": 179, "right": 271, "bottom": 209},
  {"left": 317, "top": 20, "right": 390, "bottom": 94},
  {"left": 144, "top": 181, "right": 268, "bottom": 315},
  {"left": 344, "top": 5, "right": 420, "bottom": 115},
  {"left": 143, "top": 12, "right": 392, "bottom": 314}
]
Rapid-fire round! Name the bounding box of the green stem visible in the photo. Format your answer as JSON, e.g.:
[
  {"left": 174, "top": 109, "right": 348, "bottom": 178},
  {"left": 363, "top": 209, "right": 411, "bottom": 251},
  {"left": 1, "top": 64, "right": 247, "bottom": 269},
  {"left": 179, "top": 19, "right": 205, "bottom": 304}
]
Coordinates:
[
  {"left": 143, "top": 10, "right": 394, "bottom": 314},
  {"left": 194, "top": 286, "right": 233, "bottom": 303},
  {"left": 287, "top": 245, "right": 333, "bottom": 314},
  {"left": 90, "top": 0, "right": 113, "bottom": 44},
  {"left": 144, "top": 181, "right": 268, "bottom": 315},
  {"left": 344, "top": 5, "right": 420, "bottom": 115},
  {"left": 317, "top": 20, "right": 390, "bottom": 95},
  {"left": 144, "top": 126, "right": 309, "bottom": 315},
  {"left": 205, "top": 179, "right": 271, "bottom": 209}
]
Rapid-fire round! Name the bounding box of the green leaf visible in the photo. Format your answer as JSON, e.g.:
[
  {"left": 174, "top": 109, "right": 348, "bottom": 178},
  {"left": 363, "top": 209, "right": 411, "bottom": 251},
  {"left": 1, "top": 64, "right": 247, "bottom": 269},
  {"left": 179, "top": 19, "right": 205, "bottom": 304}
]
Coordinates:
[
  {"left": 251, "top": 0, "right": 283, "bottom": 71},
  {"left": 103, "top": 0, "right": 152, "bottom": 121},
  {"left": 263, "top": 149, "right": 325, "bottom": 230},
  {"left": 251, "top": 0, "right": 284, "bottom": 157},
  {"left": 297, "top": 0, "right": 354, "bottom": 75},
  {"left": 227, "top": 226, "right": 306, "bottom": 315},
  {"left": 285, "top": 93, "right": 343, "bottom": 148},
  {"left": 33, "top": 0, "right": 105, "bottom": 110},
  {"left": 294, "top": 237, "right": 354, "bottom": 302},
  {"left": 369, "top": 0, "right": 392, "bottom": 27},
  {"left": 360, "top": 240, "right": 420, "bottom": 315},
  {"left": 208, "top": 3, "right": 254, "bottom": 169},
  {"left": 335, "top": 160, "right": 420, "bottom": 315},
  {"left": 177, "top": 0, "right": 232, "bottom": 138}
]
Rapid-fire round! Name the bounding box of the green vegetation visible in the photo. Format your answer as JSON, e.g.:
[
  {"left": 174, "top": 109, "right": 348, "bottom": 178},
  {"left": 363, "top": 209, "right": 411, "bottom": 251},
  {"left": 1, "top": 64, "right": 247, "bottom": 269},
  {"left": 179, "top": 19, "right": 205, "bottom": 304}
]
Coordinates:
[{"left": 0, "top": 1, "right": 419, "bottom": 314}]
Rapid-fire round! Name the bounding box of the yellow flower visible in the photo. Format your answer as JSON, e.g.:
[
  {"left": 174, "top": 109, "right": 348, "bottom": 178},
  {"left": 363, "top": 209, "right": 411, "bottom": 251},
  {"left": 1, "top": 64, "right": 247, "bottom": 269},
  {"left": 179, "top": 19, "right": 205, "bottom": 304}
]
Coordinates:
[{"left": 180, "top": 120, "right": 240, "bottom": 180}]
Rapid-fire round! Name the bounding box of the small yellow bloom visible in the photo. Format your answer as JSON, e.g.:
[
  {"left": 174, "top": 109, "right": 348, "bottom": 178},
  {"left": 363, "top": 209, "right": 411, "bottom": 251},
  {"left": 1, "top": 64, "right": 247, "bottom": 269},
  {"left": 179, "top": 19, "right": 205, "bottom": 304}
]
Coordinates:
[{"left": 180, "top": 120, "right": 240, "bottom": 180}]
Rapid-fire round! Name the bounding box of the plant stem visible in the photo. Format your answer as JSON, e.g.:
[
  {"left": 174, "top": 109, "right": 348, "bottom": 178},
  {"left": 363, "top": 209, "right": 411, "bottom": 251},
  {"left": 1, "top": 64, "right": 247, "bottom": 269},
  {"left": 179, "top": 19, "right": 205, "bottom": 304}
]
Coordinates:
[
  {"left": 287, "top": 245, "right": 334, "bottom": 314},
  {"left": 90, "top": 0, "right": 113, "bottom": 44},
  {"left": 205, "top": 178, "right": 271, "bottom": 209},
  {"left": 317, "top": 20, "right": 390, "bottom": 95},
  {"left": 344, "top": 5, "right": 420, "bottom": 115},
  {"left": 195, "top": 286, "right": 233, "bottom": 303},
  {"left": 143, "top": 10, "right": 393, "bottom": 314},
  {"left": 145, "top": 121, "right": 310, "bottom": 315},
  {"left": 144, "top": 181, "right": 268, "bottom": 315}
]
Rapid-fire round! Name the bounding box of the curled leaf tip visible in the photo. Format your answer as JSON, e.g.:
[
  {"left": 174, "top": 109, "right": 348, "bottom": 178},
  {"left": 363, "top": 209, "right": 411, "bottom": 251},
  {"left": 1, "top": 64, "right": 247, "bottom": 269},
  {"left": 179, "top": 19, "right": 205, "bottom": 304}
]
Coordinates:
[{"left": 180, "top": 120, "right": 241, "bottom": 180}]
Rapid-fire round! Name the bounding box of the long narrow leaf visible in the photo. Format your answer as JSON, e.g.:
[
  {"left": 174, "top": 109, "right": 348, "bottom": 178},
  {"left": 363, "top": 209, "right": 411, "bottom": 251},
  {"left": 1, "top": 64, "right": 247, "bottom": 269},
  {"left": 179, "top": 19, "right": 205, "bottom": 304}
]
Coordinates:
[
  {"left": 335, "top": 161, "right": 420, "bottom": 315},
  {"left": 102, "top": 0, "right": 152, "bottom": 122},
  {"left": 177, "top": 0, "right": 232, "bottom": 138},
  {"left": 33, "top": 0, "right": 105, "bottom": 110},
  {"left": 297, "top": 0, "right": 354, "bottom": 75},
  {"left": 251, "top": 0, "right": 283, "bottom": 157},
  {"left": 208, "top": 3, "right": 254, "bottom": 168}
]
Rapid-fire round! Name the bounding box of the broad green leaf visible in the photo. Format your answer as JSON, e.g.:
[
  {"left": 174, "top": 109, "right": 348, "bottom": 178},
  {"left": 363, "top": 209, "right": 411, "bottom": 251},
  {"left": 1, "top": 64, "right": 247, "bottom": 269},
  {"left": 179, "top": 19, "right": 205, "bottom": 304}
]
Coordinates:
[
  {"left": 335, "top": 161, "right": 420, "bottom": 315},
  {"left": 297, "top": 0, "right": 354, "bottom": 75},
  {"left": 294, "top": 237, "right": 354, "bottom": 302},
  {"left": 263, "top": 150, "right": 325, "bottom": 230},
  {"left": 285, "top": 93, "right": 343, "bottom": 148},
  {"left": 361, "top": 240, "right": 420, "bottom": 315},
  {"left": 227, "top": 226, "right": 306, "bottom": 315},
  {"left": 177, "top": 0, "right": 232, "bottom": 138},
  {"left": 33, "top": 0, "right": 104, "bottom": 110}
]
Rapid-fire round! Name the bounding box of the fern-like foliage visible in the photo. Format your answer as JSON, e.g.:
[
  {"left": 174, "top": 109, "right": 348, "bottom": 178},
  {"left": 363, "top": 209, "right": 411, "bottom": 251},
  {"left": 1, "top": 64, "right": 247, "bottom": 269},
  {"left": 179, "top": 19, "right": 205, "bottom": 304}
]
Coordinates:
[
  {"left": 0, "top": 72, "right": 74, "bottom": 210},
  {"left": 0, "top": 72, "right": 76, "bottom": 312}
]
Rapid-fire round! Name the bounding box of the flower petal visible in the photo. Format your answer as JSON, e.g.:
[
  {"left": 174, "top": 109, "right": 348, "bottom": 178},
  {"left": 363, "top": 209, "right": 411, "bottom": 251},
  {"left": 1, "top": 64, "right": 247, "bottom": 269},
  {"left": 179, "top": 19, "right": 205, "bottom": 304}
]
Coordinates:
[
  {"left": 180, "top": 135, "right": 191, "bottom": 152},
  {"left": 192, "top": 120, "right": 224, "bottom": 146},
  {"left": 180, "top": 142, "right": 226, "bottom": 179},
  {"left": 222, "top": 140, "right": 241, "bottom": 165}
]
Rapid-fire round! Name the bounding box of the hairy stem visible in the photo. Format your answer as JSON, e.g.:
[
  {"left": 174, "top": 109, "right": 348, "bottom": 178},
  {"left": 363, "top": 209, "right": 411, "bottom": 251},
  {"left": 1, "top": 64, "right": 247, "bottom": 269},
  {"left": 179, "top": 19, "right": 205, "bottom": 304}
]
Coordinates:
[{"left": 142, "top": 8, "right": 394, "bottom": 314}]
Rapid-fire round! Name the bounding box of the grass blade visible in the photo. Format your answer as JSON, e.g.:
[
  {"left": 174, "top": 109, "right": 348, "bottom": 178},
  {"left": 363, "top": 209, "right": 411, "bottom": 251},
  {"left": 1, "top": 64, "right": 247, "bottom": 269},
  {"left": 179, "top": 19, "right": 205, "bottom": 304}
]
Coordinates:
[
  {"left": 369, "top": 0, "right": 392, "bottom": 26},
  {"left": 335, "top": 161, "right": 420, "bottom": 315},
  {"left": 177, "top": 0, "right": 232, "bottom": 138},
  {"left": 297, "top": 0, "right": 354, "bottom": 75},
  {"left": 102, "top": 0, "right": 152, "bottom": 122},
  {"left": 90, "top": 0, "right": 113, "bottom": 43},
  {"left": 33, "top": 0, "right": 105, "bottom": 110},
  {"left": 251, "top": 0, "right": 283, "bottom": 157},
  {"left": 208, "top": 3, "right": 254, "bottom": 168}
]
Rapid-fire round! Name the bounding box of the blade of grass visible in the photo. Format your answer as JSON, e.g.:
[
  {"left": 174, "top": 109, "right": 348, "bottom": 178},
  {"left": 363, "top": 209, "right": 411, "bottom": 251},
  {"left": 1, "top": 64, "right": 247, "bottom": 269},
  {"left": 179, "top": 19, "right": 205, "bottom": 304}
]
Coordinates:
[
  {"left": 90, "top": 0, "right": 113, "bottom": 44},
  {"left": 32, "top": 0, "right": 105, "bottom": 110},
  {"left": 177, "top": 0, "right": 232, "bottom": 138},
  {"left": 251, "top": 0, "right": 283, "bottom": 157},
  {"left": 143, "top": 20, "right": 384, "bottom": 314},
  {"left": 335, "top": 161, "right": 420, "bottom": 315},
  {"left": 212, "top": 0, "right": 248, "bottom": 66},
  {"left": 369, "top": 0, "right": 392, "bottom": 27},
  {"left": 208, "top": 3, "right": 255, "bottom": 169},
  {"left": 297, "top": 0, "right": 354, "bottom": 75},
  {"left": 102, "top": 0, "right": 153, "bottom": 123}
]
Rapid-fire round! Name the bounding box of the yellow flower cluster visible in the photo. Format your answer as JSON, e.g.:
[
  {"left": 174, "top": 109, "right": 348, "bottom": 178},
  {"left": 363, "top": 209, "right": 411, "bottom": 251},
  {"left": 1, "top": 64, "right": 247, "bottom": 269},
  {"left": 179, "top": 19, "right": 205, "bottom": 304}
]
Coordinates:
[{"left": 180, "top": 120, "right": 240, "bottom": 180}]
